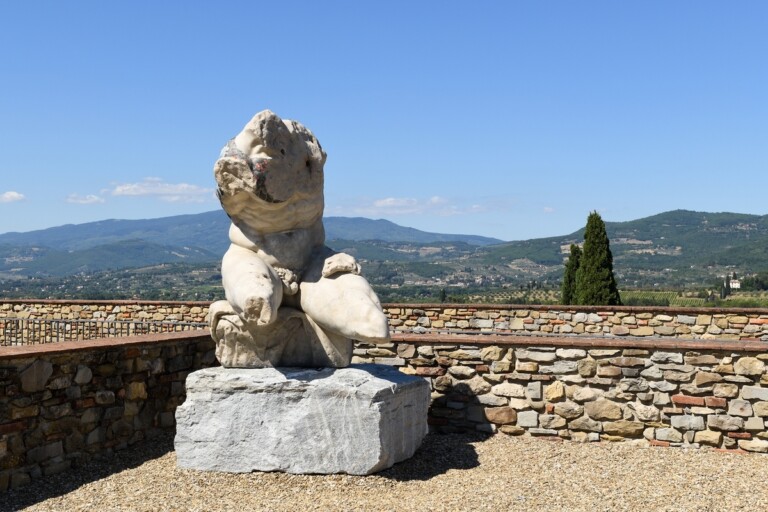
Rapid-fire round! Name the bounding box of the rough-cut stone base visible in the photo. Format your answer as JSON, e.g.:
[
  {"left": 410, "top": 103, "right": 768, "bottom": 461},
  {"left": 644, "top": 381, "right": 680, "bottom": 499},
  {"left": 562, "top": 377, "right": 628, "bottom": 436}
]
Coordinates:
[{"left": 174, "top": 364, "right": 430, "bottom": 475}]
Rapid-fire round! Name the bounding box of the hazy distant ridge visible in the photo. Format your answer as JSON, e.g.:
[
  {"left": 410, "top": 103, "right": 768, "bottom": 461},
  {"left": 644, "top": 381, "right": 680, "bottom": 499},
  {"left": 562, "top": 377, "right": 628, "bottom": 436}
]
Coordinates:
[
  {"left": 2, "top": 209, "right": 767, "bottom": 279},
  {"left": 0, "top": 211, "right": 502, "bottom": 276},
  {"left": 0, "top": 211, "right": 502, "bottom": 251}
]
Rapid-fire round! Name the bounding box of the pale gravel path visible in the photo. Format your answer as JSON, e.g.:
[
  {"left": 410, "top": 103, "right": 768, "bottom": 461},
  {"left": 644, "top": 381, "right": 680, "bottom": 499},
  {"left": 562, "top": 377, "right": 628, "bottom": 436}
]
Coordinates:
[{"left": 3, "top": 433, "right": 768, "bottom": 512}]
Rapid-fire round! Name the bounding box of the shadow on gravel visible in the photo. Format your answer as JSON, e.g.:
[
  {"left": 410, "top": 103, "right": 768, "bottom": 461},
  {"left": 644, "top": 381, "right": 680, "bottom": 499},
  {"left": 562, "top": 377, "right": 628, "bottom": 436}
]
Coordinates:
[
  {"left": 379, "top": 432, "right": 485, "bottom": 481},
  {"left": 0, "top": 431, "right": 483, "bottom": 508},
  {"left": 0, "top": 432, "right": 175, "bottom": 511}
]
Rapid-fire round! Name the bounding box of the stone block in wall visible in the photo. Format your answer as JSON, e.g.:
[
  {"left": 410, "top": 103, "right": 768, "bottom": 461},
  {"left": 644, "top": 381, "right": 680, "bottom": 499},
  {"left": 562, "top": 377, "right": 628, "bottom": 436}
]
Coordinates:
[
  {"left": 477, "top": 394, "right": 507, "bottom": 407},
  {"left": 540, "top": 361, "right": 578, "bottom": 375},
  {"left": 577, "top": 360, "right": 596, "bottom": 377},
  {"left": 670, "top": 415, "right": 705, "bottom": 431},
  {"left": 447, "top": 366, "right": 476, "bottom": 379},
  {"left": 651, "top": 352, "right": 683, "bottom": 364},
  {"left": 597, "top": 365, "right": 622, "bottom": 378},
  {"left": 554, "top": 401, "right": 583, "bottom": 419},
  {"left": 630, "top": 326, "right": 655, "bottom": 336},
  {"left": 703, "top": 397, "right": 726, "bottom": 409},
  {"left": 529, "top": 428, "right": 559, "bottom": 436},
  {"left": 693, "top": 372, "right": 723, "bottom": 387},
  {"left": 539, "top": 414, "right": 566, "bottom": 429},
  {"left": 707, "top": 415, "right": 744, "bottom": 431},
  {"left": 727, "top": 399, "right": 754, "bottom": 417},
  {"left": 500, "top": 398, "right": 525, "bottom": 410},
  {"left": 734, "top": 357, "right": 766, "bottom": 376},
  {"left": 527, "top": 382, "right": 542, "bottom": 400},
  {"left": 484, "top": 407, "right": 517, "bottom": 425},
  {"left": 514, "top": 361, "right": 536, "bottom": 373},
  {"left": 19, "top": 360, "right": 53, "bottom": 393},
  {"left": 570, "top": 415, "right": 602, "bottom": 432},
  {"left": 515, "top": 349, "right": 555, "bottom": 363},
  {"left": 630, "top": 402, "right": 660, "bottom": 422},
  {"left": 603, "top": 420, "right": 644, "bottom": 437},
  {"left": 693, "top": 430, "right": 721, "bottom": 446},
  {"left": 663, "top": 370, "right": 694, "bottom": 383},
  {"left": 609, "top": 357, "right": 647, "bottom": 367},
  {"left": 745, "top": 417, "right": 765, "bottom": 432},
  {"left": 491, "top": 382, "right": 525, "bottom": 398},
  {"left": 738, "top": 439, "right": 768, "bottom": 452},
  {"left": 713, "top": 383, "right": 738, "bottom": 398},
  {"left": 480, "top": 346, "right": 506, "bottom": 362},
  {"left": 516, "top": 410, "right": 538, "bottom": 428},
  {"left": 584, "top": 399, "right": 621, "bottom": 421},
  {"left": 570, "top": 386, "right": 604, "bottom": 402},
  {"left": 656, "top": 428, "right": 683, "bottom": 443},
  {"left": 555, "top": 349, "right": 586, "bottom": 360},
  {"left": 742, "top": 386, "right": 768, "bottom": 401},
  {"left": 544, "top": 381, "right": 565, "bottom": 401}
]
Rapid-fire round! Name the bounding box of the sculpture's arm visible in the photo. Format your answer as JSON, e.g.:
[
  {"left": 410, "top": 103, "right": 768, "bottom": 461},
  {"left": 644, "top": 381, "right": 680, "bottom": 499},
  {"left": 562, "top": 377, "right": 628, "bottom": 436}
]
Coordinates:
[{"left": 321, "top": 251, "right": 361, "bottom": 278}]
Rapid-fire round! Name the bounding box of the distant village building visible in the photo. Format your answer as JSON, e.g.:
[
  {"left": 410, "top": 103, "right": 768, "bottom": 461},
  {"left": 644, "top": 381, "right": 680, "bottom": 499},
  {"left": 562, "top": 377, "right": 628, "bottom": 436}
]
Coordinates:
[{"left": 731, "top": 279, "right": 741, "bottom": 289}]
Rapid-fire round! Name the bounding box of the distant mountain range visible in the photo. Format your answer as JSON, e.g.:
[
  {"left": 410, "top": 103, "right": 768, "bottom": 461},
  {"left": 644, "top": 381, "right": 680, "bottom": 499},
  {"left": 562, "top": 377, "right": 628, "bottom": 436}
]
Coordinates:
[
  {"left": 479, "top": 210, "right": 768, "bottom": 287},
  {"left": 1, "top": 209, "right": 767, "bottom": 285},
  {"left": 0, "top": 211, "right": 501, "bottom": 276}
]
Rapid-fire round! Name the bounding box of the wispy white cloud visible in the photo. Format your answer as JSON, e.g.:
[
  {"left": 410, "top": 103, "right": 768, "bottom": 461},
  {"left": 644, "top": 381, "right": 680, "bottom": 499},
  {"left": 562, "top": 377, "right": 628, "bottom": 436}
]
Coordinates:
[
  {"left": 0, "top": 191, "right": 25, "bottom": 203},
  {"left": 373, "top": 197, "right": 419, "bottom": 209},
  {"left": 107, "top": 177, "right": 214, "bottom": 203},
  {"left": 544, "top": 206, "right": 555, "bottom": 213},
  {"left": 66, "top": 194, "right": 105, "bottom": 204},
  {"left": 331, "top": 195, "right": 515, "bottom": 218}
]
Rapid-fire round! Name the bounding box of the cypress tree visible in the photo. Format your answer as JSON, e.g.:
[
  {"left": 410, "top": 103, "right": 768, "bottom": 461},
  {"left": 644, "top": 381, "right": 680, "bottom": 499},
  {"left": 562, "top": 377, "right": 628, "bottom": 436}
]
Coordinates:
[
  {"left": 561, "top": 244, "right": 582, "bottom": 305},
  {"left": 574, "top": 211, "right": 621, "bottom": 305}
]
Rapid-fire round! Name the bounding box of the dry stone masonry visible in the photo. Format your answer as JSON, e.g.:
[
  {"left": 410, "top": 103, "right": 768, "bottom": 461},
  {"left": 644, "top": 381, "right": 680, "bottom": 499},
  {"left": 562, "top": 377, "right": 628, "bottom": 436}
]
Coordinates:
[
  {"left": 3, "top": 301, "right": 768, "bottom": 342},
  {"left": 0, "top": 301, "right": 209, "bottom": 323},
  {"left": 3, "top": 301, "right": 768, "bottom": 491},
  {"left": 384, "top": 304, "right": 768, "bottom": 341},
  {"left": 0, "top": 332, "right": 216, "bottom": 491},
  {"left": 354, "top": 335, "right": 768, "bottom": 453}
]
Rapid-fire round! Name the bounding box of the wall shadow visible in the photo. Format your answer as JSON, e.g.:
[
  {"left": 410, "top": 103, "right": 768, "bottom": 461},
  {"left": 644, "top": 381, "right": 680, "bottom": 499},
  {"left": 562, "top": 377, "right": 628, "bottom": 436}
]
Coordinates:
[
  {"left": 378, "top": 431, "right": 485, "bottom": 481},
  {"left": 0, "top": 431, "right": 175, "bottom": 510}
]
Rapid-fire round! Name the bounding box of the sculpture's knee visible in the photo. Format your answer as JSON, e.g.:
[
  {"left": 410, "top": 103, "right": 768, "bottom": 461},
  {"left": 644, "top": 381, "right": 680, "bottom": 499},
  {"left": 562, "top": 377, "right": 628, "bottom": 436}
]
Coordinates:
[
  {"left": 242, "top": 293, "right": 277, "bottom": 326},
  {"left": 348, "top": 308, "right": 390, "bottom": 344}
]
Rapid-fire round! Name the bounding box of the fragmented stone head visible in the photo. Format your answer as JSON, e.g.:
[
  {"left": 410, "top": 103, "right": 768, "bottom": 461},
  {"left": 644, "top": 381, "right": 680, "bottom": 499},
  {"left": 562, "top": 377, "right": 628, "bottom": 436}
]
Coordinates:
[{"left": 215, "top": 110, "right": 326, "bottom": 230}]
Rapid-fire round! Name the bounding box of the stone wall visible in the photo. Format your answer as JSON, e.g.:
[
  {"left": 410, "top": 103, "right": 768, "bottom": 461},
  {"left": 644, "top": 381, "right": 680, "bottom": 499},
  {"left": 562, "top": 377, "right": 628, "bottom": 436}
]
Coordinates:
[
  {"left": 4, "top": 301, "right": 768, "bottom": 492},
  {"left": 0, "top": 300, "right": 210, "bottom": 323},
  {"left": 357, "top": 333, "right": 768, "bottom": 453},
  {"left": 0, "top": 332, "right": 215, "bottom": 491},
  {"left": 3, "top": 300, "right": 768, "bottom": 342},
  {"left": 383, "top": 304, "right": 768, "bottom": 341}
]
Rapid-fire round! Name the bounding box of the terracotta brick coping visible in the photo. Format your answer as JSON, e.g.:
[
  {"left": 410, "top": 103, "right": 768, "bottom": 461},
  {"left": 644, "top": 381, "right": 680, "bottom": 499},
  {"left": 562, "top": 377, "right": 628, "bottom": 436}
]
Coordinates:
[
  {"left": 391, "top": 332, "right": 768, "bottom": 353},
  {"left": 0, "top": 330, "right": 213, "bottom": 360},
  {"left": 3, "top": 330, "right": 768, "bottom": 361}
]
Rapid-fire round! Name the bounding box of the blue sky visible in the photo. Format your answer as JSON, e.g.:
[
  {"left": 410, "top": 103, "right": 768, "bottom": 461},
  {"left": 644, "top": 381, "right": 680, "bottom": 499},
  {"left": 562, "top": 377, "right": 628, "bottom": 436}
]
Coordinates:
[{"left": 1, "top": 2, "right": 766, "bottom": 241}]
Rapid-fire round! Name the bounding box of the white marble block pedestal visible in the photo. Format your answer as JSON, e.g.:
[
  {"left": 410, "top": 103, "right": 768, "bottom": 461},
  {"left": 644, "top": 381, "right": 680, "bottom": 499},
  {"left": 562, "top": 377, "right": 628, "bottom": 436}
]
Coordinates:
[{"left": 174, "top": 364, "right": 430, "bottom": 475}]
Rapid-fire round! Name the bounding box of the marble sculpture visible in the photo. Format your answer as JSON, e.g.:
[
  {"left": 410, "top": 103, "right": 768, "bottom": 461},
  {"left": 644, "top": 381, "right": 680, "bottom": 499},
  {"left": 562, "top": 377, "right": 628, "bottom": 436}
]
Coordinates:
[{"left": 208, "top": 110, "right": 390, "bottom": 367}]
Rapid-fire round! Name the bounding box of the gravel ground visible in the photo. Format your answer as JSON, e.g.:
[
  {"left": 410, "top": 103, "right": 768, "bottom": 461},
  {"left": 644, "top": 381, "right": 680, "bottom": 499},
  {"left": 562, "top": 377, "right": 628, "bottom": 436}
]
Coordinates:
[{"left": 2, "top": 433, "right": 768, "bottom": 512}]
